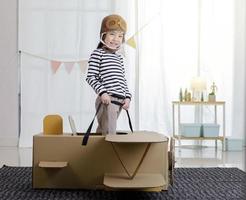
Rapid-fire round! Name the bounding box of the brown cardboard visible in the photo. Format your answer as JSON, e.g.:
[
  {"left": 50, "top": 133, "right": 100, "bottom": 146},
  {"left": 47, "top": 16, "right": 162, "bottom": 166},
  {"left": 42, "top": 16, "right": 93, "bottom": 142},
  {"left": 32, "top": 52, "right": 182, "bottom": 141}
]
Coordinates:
[
  {"left": 105, "top": 131, "right": 167, "bottom": 143},
  {"left": 33, "top": 132, "right": 169, "bottom": 190},
  {"left": 104, "top": 173, "right": 165, "bottom": 189},
  {"left": 38, "top": 161, "right": 68, "bottom": 168}
]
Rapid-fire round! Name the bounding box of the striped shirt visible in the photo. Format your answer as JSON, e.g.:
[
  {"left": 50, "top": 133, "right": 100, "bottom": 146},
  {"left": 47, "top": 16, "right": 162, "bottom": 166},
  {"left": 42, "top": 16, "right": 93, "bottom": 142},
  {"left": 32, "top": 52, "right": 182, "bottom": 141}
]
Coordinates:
[{"left": 86, "top": 48, "right": 131, "bottom": 99}]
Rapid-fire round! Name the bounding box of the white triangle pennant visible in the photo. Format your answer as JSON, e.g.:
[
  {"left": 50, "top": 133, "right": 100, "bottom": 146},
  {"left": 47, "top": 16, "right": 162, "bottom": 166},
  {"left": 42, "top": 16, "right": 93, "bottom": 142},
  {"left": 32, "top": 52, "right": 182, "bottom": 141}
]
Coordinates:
[
  {"left": 117, "top": 46, "right": 126, "bottom": 57},
  {"left": 64, "top": 62, "right": 75, "bottom": 74},
  {"left": 78, "top": 60, "right": 88, "bottom": 73}
]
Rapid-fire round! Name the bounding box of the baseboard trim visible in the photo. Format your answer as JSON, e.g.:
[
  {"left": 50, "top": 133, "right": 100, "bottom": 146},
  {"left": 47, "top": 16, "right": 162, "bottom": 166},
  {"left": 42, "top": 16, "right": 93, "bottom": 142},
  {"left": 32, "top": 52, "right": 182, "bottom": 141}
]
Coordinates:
[{"left": 0, "top": 137, "right": 19, "bottom": 147}]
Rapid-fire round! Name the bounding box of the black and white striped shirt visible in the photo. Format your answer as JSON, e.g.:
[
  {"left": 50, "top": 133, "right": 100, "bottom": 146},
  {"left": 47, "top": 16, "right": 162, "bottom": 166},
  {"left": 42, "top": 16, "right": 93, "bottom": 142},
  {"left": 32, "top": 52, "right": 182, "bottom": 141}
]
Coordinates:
[{"left": 86, "top": 48, "right": 131, "bottom": 99}]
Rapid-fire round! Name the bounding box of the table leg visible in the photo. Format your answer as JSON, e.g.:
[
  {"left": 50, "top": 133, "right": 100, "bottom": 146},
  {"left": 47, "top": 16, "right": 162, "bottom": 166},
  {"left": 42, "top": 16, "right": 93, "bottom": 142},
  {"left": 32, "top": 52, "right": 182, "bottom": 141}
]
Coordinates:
[{"left": 222, "top": 104, "right": 226, "bottom": 151}]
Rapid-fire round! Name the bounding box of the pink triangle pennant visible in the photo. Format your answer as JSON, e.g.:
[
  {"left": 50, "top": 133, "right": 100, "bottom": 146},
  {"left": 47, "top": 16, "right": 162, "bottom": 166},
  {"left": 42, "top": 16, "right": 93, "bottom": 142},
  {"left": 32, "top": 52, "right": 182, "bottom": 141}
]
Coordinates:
[
  {"left": 78, "top": 60, "right": 88, "bottom": 73},
  {"left": 64, "top": 62, "right": 75, "bottom": 74},
  {"left": 51, "top": 61, "right": 62, "bottom": 74}
]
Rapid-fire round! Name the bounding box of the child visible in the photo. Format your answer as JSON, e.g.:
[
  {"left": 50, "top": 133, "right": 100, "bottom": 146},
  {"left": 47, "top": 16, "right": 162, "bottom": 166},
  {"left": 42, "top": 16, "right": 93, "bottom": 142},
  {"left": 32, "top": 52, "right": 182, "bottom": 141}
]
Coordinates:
[{"left": 86, "top": 14, "right": 132, "bottom": 135}]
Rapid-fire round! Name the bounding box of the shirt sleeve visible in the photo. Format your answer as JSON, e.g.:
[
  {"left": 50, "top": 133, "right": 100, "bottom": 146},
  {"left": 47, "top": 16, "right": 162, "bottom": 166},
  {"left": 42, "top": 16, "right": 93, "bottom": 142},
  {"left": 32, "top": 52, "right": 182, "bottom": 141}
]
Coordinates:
[
  {"left": 86, "top": 50, "right": 107, "bottom": 95},
  {"left": 121, "top": 56, "right": 132, "bottom": 100},
  {"left": 124, "top": 79, "right": 132, "bottom": 99}
]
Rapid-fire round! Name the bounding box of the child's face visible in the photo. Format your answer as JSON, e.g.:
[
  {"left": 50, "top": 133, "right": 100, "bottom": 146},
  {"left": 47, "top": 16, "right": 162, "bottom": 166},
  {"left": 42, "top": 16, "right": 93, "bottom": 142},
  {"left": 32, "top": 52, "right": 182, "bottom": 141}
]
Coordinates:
[{"left": 104, "top": 31, "right": 124, "bottom": 50}]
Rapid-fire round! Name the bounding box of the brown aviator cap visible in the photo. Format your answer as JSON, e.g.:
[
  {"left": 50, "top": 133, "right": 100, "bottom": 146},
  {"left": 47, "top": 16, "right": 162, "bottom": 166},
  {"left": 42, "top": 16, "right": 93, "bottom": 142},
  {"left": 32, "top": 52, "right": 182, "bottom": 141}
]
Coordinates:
[{"left": 100, "top": 14, "right": 127, "bottom": 35}]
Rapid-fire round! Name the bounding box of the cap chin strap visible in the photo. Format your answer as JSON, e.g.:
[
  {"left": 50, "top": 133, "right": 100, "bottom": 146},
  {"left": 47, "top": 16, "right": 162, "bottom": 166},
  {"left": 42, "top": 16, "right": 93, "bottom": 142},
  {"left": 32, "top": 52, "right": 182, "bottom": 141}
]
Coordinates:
[{"left": 100, "top": 32, "right": 122, "bottom": 51}]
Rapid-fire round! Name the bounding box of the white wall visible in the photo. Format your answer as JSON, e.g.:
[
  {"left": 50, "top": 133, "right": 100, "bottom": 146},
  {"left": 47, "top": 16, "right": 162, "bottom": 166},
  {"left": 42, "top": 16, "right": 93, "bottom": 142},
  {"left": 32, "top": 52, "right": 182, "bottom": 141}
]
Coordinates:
[
  {"left": 0, "top": 0, "right": 245, "bottom": 147},
  {"left": 0, "top": 0, "right": 18, "bottom": 146},
  {"left": 233, "top": 0, "right": 246, "bottom": 142}
]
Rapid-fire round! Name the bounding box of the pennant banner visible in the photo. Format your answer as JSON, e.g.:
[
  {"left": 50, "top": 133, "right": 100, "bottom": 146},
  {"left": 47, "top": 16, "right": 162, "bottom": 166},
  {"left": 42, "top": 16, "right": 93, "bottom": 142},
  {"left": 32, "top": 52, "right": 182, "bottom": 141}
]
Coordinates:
[
  {"left": 51, "top": 61, "right": 62, "bottom": 74},
  {"left": 19, "top": 50, "right": 89, "bottom": 74},
  {"left": 79, "top": 60, "right": 88, "bottom": 73},
  {"left": 126, "top": 36, "right": 136, "bottom": 49},
  {"left": 117, "top": 46, "right": 126, "bottom": 57},
  {"left": 64, "top": 62, "right": 75, "bottom": 74},
  {"left": 21, "top": 13, "right": 159, "bottom": 74},
  {"left": 125, "top": 12, "right": 160, "bottom": 49}
]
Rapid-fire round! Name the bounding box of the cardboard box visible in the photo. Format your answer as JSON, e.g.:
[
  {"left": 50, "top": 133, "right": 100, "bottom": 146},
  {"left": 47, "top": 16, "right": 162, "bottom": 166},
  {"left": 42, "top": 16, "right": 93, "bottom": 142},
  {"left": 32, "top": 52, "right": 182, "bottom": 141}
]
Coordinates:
[
  {"left": 180, "top": 123, "right": 201, "bottom": 137},
  {"left": 32, "top": 131, "right": 169, "bottom": 191},
  {"left": 226, "top": 137, "right": 244, "bottom": 151}
]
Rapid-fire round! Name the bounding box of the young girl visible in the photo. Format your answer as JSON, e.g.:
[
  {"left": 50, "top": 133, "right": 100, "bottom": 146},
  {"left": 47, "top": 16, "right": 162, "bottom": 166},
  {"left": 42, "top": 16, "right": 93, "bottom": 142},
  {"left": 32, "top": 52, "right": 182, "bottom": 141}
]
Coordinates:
[{"left": 86, "top": 14, "right": 132, "bottom": 135}]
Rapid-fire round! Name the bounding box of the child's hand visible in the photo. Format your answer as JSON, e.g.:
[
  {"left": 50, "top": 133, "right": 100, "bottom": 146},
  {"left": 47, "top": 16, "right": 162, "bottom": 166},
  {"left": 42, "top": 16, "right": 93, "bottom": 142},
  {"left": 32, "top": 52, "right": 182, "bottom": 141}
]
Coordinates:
[
  {"left": 100, "top": 93, "right": 111, "bottom": 104},
  {"left": 122, "top": 98, "right": 131, "bottom": 110}
]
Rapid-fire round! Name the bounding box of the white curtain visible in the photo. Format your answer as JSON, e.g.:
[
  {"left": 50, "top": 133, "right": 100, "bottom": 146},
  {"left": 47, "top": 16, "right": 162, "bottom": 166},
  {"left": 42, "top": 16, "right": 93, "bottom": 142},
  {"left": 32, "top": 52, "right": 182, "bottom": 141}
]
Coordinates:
[
  {"left": 18, "top": 0, "right": 136, "bottom": 147},
  {"left": 137, "top": 0, "right": 199, "bottom": 134},
  {"left": 137, "top": 0, "right": 245, "bottom": 144},
  {"left": 19, "top": 0, "right": 246, "bottom": 147}
]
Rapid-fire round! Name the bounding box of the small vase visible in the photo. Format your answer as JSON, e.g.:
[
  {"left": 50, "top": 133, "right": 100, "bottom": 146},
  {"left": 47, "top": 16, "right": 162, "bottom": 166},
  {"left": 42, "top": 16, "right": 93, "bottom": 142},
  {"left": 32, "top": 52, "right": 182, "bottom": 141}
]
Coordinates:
[{"left": 208, "top": 94, "right": 216, "bottom": 102}]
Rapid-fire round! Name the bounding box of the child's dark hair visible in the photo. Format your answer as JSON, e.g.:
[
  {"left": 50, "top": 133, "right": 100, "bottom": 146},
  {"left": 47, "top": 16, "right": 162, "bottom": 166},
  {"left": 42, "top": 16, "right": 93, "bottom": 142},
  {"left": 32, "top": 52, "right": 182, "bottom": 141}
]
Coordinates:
[
  {"left": 97, "top": 33, "right": 106, "bottom": 49},
  {"left": 97, "top": 41, "right": 104, "bottom": 49}
]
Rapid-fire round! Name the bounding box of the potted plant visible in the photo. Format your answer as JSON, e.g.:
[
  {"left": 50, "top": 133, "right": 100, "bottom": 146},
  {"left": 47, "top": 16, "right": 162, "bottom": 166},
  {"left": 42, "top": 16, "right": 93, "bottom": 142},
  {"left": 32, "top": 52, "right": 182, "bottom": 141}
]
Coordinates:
[
  {"left": 208, "top": 82, "right": 217, "bottom": 102},
  {"left": 208, "top": 91, "right": 216, "bottom": 102}
]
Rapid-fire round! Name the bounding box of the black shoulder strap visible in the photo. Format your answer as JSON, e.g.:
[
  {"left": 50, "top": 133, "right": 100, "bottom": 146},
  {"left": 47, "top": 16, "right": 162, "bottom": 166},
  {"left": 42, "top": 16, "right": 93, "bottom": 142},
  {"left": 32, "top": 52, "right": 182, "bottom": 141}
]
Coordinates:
[
  {"left": 111, "top": 100, "right": 133, "bottom": 133},
  {"left": 82, "top": 102, "right": 102, "bottom": 146},
  {"left": 82, "top": 101, "right": 133, "bottom": 146}
]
